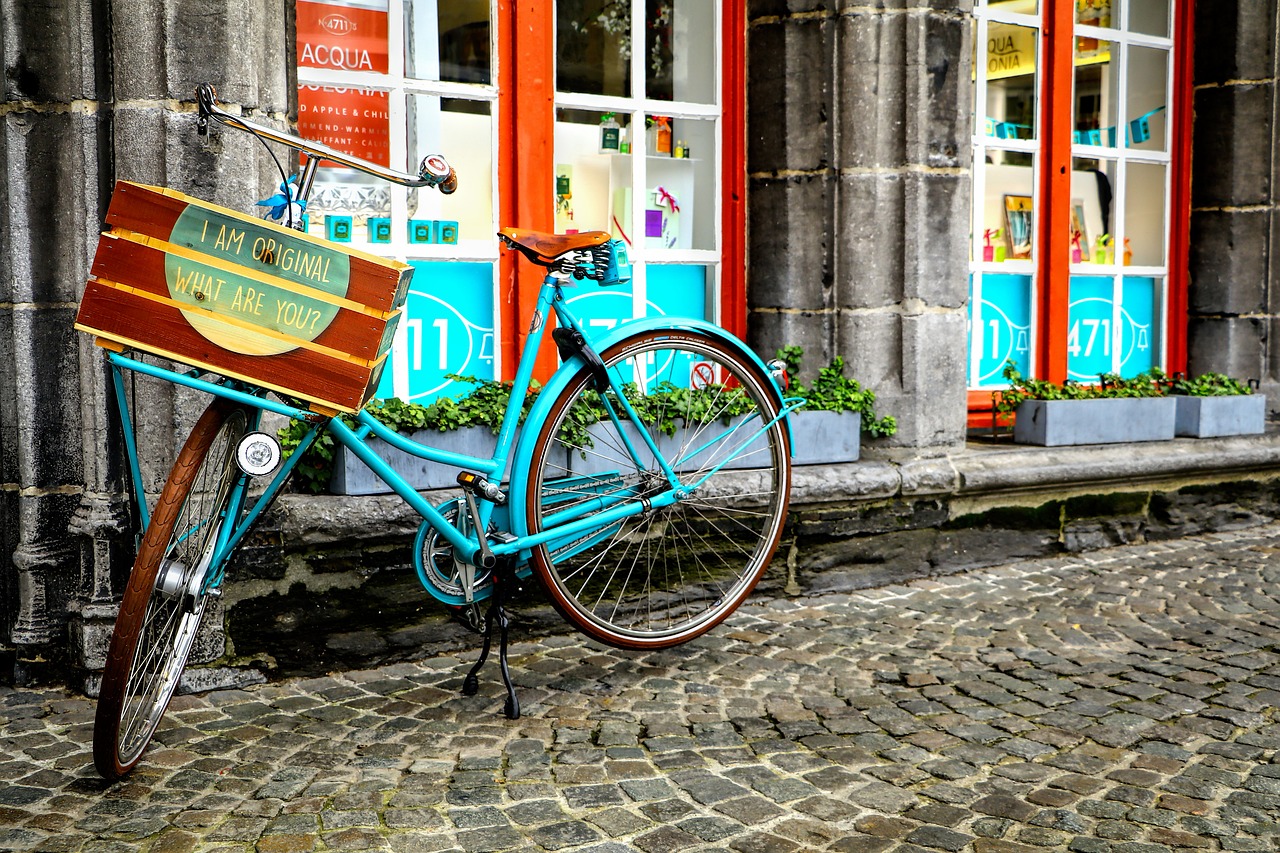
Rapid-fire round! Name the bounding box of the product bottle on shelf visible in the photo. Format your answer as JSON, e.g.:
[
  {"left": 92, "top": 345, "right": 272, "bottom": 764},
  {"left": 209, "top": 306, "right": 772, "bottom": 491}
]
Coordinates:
[
  {"left": 600, "top": 113, "right": 620, "bottom": 154},
  {"left": 655, "top": 117, "right": 672, "bottom": 156}
]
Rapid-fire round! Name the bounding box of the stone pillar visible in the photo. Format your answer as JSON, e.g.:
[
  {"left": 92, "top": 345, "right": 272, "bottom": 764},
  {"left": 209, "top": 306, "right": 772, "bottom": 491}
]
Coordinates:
[
  {"left": 1189, "top": 2, "right": 1279, "bottom": 403},
  {"left": 1, "top": 0, "right": 110, "bottom": 680},
  {"left": 1, "top": 0, "right": 290, "bottom": 685},
  {"left": 746, "top": 1, "right": 972, "bottom": 452}
]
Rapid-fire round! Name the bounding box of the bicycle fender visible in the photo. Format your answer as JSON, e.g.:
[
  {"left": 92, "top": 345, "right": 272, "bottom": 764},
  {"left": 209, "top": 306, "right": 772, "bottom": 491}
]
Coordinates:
[{"left": 506, "top": 317, "right": 794, "bottom": 540}]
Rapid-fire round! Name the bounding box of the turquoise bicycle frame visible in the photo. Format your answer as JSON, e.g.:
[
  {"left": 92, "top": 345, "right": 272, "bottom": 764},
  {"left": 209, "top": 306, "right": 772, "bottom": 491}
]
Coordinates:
[{"left": 109, "top": 267, "right": 798, "bottom": 604}]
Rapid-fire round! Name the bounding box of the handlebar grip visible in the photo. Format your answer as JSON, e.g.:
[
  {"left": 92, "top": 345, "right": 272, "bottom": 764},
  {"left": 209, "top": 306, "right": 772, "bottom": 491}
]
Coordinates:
[{"left": 439, "top": 169, "right": 458, "bottom": 195}]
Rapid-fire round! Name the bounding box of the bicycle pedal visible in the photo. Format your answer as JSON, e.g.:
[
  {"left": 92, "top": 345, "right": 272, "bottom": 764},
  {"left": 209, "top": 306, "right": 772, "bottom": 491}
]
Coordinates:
[{"left": 456, "top": 471, "right": 506, "bottom": 505}]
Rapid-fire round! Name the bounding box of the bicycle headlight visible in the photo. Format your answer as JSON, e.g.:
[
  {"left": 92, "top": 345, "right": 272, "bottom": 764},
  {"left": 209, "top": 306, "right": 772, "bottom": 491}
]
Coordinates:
[{"left": 235, "top": 432, "right": 282, "bottom": 476}]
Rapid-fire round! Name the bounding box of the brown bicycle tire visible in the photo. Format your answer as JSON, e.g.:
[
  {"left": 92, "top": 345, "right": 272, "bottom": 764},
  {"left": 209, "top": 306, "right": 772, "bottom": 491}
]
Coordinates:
[
  {"left": 93, "top": 399, "right": 247, "bottom": 780},
  {"left": 524, "top": 329, "right": 792, "bottom": 650}
]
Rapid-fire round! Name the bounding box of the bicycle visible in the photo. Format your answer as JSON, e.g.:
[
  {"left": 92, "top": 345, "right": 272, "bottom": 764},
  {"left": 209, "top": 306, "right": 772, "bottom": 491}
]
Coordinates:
[{"left": 86, "top": 84, "right": 801, "bottom": 781}]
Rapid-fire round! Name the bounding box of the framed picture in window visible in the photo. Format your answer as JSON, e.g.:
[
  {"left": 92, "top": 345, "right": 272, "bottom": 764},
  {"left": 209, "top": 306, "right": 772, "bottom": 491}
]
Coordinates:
[
  {"left": 1070, "top": 199, "right": 1089, "bottom": 262},
  {"left": 1003, "top": 195, "right": 1033, "bottom": 260}
]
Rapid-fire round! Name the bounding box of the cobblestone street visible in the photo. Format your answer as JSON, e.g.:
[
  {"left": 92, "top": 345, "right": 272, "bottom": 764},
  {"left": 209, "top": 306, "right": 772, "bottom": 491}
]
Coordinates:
[{"left": 3, "top": 523, "right": 1280, "bottom": 853}]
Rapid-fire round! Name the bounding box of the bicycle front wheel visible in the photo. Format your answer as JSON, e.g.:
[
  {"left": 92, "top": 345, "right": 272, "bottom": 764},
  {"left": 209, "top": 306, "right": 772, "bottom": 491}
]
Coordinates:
[
  {"left": 94, "top": 400, "right": 248, "bottom": 780},
  {"left": 525, "top": 329, "right": 792, "bottom": 650}
]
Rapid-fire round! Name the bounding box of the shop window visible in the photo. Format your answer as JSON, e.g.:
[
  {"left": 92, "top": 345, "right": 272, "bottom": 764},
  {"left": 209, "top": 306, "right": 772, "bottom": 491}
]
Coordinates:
[
  {"left": 968, "top": 0, "right": 1189, "bottom": 404},
  {"left": 294, "top": 0, "right": 743, "bottom": 400}
]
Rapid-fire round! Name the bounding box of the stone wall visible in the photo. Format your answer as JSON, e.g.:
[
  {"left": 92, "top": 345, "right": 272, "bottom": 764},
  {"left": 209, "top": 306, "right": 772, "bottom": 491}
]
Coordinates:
[
  {"left": 0, "top": 0, "right": 290, "bottom": 682},
  {"left": 1189, "top": 2, "right": 1280, "bottom": 401},
  {"left": 744, "top": 0, "right": 973, "bottom": 452}
]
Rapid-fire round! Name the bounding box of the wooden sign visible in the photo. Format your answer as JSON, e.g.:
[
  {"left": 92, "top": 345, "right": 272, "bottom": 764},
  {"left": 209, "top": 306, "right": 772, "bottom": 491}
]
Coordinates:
[{"left": 76, "top": 181, "right": 412, "bottom": 413}]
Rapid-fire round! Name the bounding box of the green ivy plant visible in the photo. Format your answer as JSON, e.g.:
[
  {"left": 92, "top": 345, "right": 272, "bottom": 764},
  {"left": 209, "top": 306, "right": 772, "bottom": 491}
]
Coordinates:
[
  {"left": 995, "top": 360, "right": 1169, "bottom": 420},
  {"left": 774, "top": 346, "right": 897, "bottom": 437},
  {"left": 1171, "top": 372, "right": 1254, "bottom": 397},
  {"left": 277, "top": 357, "right": 844, "bottom": 493},
  {"left": 278, "top": 376, "right": 541, "bottom": 494}
]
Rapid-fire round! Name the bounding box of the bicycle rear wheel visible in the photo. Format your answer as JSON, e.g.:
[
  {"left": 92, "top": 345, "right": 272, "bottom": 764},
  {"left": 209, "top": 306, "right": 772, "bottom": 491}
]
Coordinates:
[
  {"left": 94, "top": 400, "right": 248, "bottom": 780},
  {"left": 525, "top": 329, "right": 791, "bottom": 649}
]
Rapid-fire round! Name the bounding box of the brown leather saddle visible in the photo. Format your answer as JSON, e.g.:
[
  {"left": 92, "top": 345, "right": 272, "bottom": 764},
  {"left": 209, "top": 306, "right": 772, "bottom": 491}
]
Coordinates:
[{"left": 498, "top": 227, "right": 611, "bottom": 266}]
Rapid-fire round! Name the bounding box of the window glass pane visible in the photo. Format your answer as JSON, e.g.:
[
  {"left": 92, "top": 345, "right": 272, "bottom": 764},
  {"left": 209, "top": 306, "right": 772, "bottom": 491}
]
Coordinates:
[
  {"left": 376, "top": 261, "right": 496, "bottom": 402},
  {"left": 642, "top": 115, "right": 715, "bottom": 251},
  {"left": 1066, "top": 275, "right": 1161, "bottom": 380},
  {"left": 557, "top": 0, "right": 630, "bottom": 97},
  {"left": 298, "top": 0, "right": 389, "bottom": 74},
  {"left": 554, "top": 108, "right": 631, "bottom": 236},
  {"left": 1129, "top": 0, "right": 1171, "bottom": 38},
  {"left": 1124, "top": 161, "right": 1167, "bottom": 267},
  {"left": 646, "top": 0, "right": 715, "bottom": 103},
  {"left": 1067, "top": 275, "right": 1117, "bottom": 381},
  {"left": 1119, "top": 275, "right": 1160, "bottom": 376},
  {"left": 982, "top": 23, "right": 1038, "bottom": 141},
  {"left": 980, "top": 164, "right": 1036, "bottom": 263},
  {"left": 298, "top": 85, "right": 392, "bottom": 246},
  {"left": 986, "top": 0, "right": 1037, "bottom": 15},
  {"left": 408, "top": 96, "right": 493, "bottom": 248},
  {"left": 563, "top": 275, "right": 636, "bottom": 329},
  {"left": 969, "top": 273, "right": 1033, "bottom": 387},
  {"left": 298, "top": 85, "right": 392, "bottom": 167},
  {"left": 405, "top": 0, "right": 491, "bottom": 84},
  {"left": 647, "top": 264, "right": 710, "bottom": 321},
  {"left": 1125, "top": 46, "right": 1168, "bottom": 153},
  {"left": 1075, "top": 0, "right": 1113, "bottom": 30},
  {"left": 1071, "top": 156, "right": 1117, "bottom": 264},
  {"left": 1074, "top": 39, "right": 1117, "bottom": 148},
  {"left": 1068, "top": 158, "right": 1111, "bottom": 265}
]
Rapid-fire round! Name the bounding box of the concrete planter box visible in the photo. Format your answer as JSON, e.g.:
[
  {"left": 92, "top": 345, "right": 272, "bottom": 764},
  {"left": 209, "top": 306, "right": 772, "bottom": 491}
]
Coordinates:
[
  {"left": 330, "top": 427, "right": 498, "bottom": 495},
  {"left": 565, "top": 411, "right": 862, "bottom": 476},
  {"left": 1174, "top": 394, "right": 1266, "bottom": 438},
  {"left": 791, "top": 410, "right": 860, "bottom": 465},
  {"left": 1013, "top": 397, "right": 1177, "bottom": 446}
]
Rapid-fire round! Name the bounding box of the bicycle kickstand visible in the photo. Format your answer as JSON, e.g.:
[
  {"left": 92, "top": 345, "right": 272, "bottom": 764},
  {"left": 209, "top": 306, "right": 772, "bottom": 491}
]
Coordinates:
[{"left": 461, "top": 557, "right": 521, "bottom": 720}]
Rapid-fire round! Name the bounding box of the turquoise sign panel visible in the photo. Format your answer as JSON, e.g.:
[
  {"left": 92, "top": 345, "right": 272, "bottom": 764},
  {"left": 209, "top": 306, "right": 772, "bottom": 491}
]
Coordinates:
[
  {"left": 1119, "top": 276, "right": 1156, "bottom": 377},
  {"left": 1067, "top": 276, "right": 1114, "bottom": 382},
  {"left": 969, "top": 273, "right": 1032, "bottom": 387},
  {"left": 1068, "top": 275, "right": 1158, "bottom": 381},
  {"left": 375, "top": 261, "right": 495, "bottom": 403},
  {"left": 647, "top": 266, "right": 708, "bottom": 390},
  {"left": 563, "top": 264, "right": 708, "bottom": 390}
]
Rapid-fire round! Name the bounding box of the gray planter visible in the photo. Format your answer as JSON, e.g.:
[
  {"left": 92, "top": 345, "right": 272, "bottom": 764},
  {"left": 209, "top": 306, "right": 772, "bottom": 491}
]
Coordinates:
[
  {"left": 330, "top": 427, "right": 498, "bottom": 495},
  {"left": 1174, "top": 394, "right": 1266, "bottom": 438},
  {"left": 1013, "top": 397, "right": 1176, "bottom": 446},
  {"left": 791, "top": 410, "right": 860, "bottom": 465}
]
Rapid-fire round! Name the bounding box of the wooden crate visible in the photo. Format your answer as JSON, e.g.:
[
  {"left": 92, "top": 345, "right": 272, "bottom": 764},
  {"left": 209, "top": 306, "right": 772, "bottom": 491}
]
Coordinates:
[{"left": 76, "top": 181, "right": 413, "bottom": 413}]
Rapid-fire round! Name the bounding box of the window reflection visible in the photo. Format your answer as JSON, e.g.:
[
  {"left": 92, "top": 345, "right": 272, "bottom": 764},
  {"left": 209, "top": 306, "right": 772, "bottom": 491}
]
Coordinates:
[
  {"left": 978, "top": 23, "right": 1038, "bottom": 144},
  {"left": 1074, "top": 39, "right": 1118, "bottom": 148},
  {"left": 557, "top": 0, "right": 630, "bottom": 97},
  {"left": 646, "top": 0, "right": 714, "bottom": 103},
  {"left": 1129, "top": 0, "right": 1171, "bottom": 38},
  {"left": 406, "top": 0, "right": 491, "bottom": 84}
]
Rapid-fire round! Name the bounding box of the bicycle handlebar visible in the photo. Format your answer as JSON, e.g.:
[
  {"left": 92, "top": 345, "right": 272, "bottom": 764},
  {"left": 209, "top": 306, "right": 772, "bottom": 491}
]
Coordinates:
[{"left": 195, "top": 84, "right": 457, "bottom": 194}]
